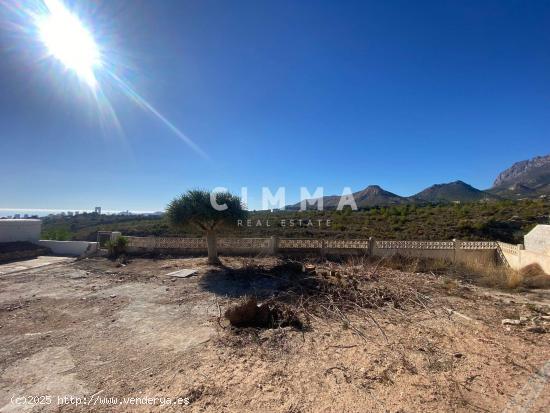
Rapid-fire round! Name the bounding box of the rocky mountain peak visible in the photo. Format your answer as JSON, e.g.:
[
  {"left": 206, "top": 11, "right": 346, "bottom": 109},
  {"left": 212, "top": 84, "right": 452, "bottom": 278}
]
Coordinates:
[{"left": 493, "top": 154, "right": 550, "bottom": 187}]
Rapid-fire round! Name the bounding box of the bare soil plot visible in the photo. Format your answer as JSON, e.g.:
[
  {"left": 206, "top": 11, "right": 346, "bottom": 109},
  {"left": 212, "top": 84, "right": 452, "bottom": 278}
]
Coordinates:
[
  {"left": 0, "top": 256, "right": 73, "bottom": 276},
  {"left": 0, "top": 256, "right": 549, "bottom": 412}
]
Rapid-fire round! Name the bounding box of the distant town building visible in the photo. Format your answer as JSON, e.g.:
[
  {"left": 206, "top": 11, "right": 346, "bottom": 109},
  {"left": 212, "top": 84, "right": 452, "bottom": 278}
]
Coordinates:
[
  {"left": 67, "top": 211, "right": 74, "bottom": 216},
  {"left": 94, "top": 207, "right": 102, "bottom": 215},
  {"left": 14, "top": 214, "right": 20, "bottom": 219}
]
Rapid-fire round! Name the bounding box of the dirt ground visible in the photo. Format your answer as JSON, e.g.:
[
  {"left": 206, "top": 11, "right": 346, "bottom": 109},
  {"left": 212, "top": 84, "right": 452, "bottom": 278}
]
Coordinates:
[{"left": 0, "top": 256, "right": 549, "bottom": 412}]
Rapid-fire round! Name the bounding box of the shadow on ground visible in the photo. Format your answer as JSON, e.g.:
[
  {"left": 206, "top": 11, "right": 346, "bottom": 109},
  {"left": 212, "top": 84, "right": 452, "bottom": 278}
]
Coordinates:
[{"left": 198, "top": 261, "right": 304, "bottom": 298}]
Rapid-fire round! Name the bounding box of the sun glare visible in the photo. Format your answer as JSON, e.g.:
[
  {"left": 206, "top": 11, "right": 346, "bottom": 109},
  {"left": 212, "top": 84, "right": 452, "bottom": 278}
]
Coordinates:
[{"left": 37, "top": 0, "right": 101, "bottom": 87}]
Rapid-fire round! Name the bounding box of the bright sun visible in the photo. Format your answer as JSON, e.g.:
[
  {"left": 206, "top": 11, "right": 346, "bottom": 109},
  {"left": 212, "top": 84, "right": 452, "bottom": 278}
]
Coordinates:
[{"left": 37, "top": 0, "right": 101, "bottom": 87}]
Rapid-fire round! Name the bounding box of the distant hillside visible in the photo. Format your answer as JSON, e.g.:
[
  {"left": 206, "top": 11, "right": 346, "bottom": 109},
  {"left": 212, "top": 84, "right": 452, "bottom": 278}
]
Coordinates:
[
  {"left": 489, "top": 154, "right": 550, "bottom": 198},
  {"left": 41, "top": 199, "right": 550, "bottom": 244},
  {"left": 288, "top": 185, "right": 408, "bottom": 210},
  {"left": 351, "top": 185, "right": 409, "bottom": 207},
  {"left": 288, "top": 181, "right": 499, "bottom": 210},
  {"left": 488, "top": 183, "right": 542, "bottom": 200},
  {"left": 413, "top": 180, "right": 497, "bottom": 203}
]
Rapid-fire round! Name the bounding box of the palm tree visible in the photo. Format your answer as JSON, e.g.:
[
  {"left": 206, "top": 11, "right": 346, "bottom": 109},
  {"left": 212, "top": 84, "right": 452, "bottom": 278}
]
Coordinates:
[{"left": 166, "top": 189, "right": 247, "bottom": 264}]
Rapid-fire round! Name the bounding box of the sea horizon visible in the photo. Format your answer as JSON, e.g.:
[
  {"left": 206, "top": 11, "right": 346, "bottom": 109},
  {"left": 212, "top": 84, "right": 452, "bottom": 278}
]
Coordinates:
[{"left": 0, "top": 209, "right": 159, "bottom": 218}]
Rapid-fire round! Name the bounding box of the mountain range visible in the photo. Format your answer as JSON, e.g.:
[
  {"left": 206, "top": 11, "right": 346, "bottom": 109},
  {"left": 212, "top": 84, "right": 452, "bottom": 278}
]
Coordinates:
[
  {"left": 488, "top": 154, "right": 550, "bottom": 199},
  {"left": 288, "top": 154, "right": 550, "bottom": 209}
]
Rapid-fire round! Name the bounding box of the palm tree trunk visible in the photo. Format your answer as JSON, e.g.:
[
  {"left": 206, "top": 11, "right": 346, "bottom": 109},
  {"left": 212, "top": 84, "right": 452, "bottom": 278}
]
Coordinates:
[{"left": 206, "top": 230, "right": 219, "bottom": 264}]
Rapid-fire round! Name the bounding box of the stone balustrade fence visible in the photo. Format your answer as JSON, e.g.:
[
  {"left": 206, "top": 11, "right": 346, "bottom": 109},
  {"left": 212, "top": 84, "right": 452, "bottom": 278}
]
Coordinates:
[{"left": 123, "top": 235, "right": 509, "bottom": 266}]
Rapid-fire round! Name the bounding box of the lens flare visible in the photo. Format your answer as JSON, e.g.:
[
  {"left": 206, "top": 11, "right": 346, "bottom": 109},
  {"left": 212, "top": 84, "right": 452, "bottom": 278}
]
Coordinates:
[
  {"left": 106, "top": 71, "right": 209, "bottom": 159},
  {"left": 36, "top": 0, "right": 101, "bottom": 87},
  {"left": 2, "top": 0, "right": 208, "bottom": 158}
]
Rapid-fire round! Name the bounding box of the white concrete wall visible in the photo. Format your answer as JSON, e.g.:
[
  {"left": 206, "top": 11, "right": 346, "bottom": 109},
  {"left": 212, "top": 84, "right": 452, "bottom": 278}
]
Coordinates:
[
  {"left": 372, "top": 247, "right": 455, "bottom": 261},
  {"left": 524, "top": 225, "right": 550, "bottom": 254},
  {"left": 497, "top": 242, "right": 522, "bottom": 269},
  {"left": 37, "top": 240, "right": 99, "bottom": 257},
  {"left": 0, "top": 219, "right": 42, "bottom": 243},
  {"left": 499, "top": 240, "right": 550, "bottom": 274},
  {"left": 519, "top": 250, "right": 550, "bottom": 274},
  {"left": 371, "top": 247, "right": 495, "bottom": 264},
  {"left": 501, "top": 250, "right": 521, "bottom": 269}
]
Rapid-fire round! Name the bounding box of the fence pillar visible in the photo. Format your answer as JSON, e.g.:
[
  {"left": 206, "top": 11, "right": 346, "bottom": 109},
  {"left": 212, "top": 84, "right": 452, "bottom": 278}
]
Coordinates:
[
  {"left": 320, "top": 240, "right": 327, "bottom": 259},
  {"left": 453, "top": 239, "right": 460, "bottom": 262},
  {"left": 517, "top": 243, "right": 524, "bottom": 267},
  {"left": 269, "top": 236, "right": 279, "bottom": 256},
  {"left": 368, "top": 237, "right": 375, "bottom": 257},
  {"left": 111, "top": 231, "right": 122, "bottom": 241}
]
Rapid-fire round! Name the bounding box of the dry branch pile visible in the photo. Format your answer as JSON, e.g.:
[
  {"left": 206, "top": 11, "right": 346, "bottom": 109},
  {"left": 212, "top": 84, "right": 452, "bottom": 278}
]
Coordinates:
[
  {"left": 221, "top": 258, "right": 434, "bottom": 338},
  {"left": 277, "top": 260, "right": 430, "bottom": 313}
]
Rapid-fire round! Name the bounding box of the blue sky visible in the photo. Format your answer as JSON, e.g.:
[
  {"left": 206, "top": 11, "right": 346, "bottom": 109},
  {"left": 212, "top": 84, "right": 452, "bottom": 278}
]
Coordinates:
[{"left": 0, "top": 0, "right": 549, "bottom": 212}]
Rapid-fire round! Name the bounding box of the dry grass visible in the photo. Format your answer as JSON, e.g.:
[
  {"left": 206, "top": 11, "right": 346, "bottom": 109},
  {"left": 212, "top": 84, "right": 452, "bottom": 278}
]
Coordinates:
[
  {"left": 358, "top": 253, "right": 550, "bottom": 291},
  {"left": 378, "top": 254, "right": 550, "bottom": 291},
  {"left": 505, "top": 270, "right": 524, "bottom": 289},
  {"left": 361, "top": 254, "right": 452, "bottom": 274},
  {"left": 454, "top": 259, "right": 515, "bottom": 288},
  {"left": 454, "top": 259, "right": 550, "bottom": 290},
  {"left": 519, "top": 264, "right": 550, "bottom": 288}
]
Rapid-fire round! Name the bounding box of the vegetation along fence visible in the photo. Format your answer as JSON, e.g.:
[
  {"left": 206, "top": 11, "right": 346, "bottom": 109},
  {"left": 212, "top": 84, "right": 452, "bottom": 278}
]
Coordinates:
[{"left": 124, "top": 235, "right": 509, "bottom": 266}]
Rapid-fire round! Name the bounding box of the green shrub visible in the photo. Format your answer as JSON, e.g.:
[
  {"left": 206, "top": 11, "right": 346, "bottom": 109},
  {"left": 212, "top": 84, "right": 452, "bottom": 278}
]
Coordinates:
[
  {"left": 105, "top": 236, "right": 128, "bottom": 258},
  {"left": 41, "top": 227, "right": 72, "bottom": 241}
]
